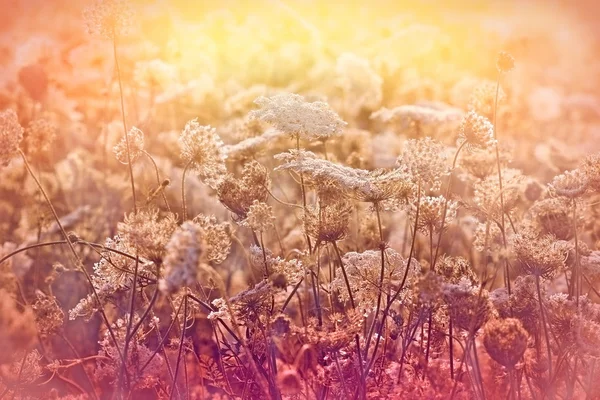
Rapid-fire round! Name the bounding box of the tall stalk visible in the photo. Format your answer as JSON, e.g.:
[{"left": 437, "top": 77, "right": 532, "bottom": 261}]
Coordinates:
[{"left": 112, "top": 30, "right": 137, "bottom": 214}]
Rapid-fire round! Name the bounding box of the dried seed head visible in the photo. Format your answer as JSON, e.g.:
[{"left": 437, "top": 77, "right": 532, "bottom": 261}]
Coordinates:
[
  {"left": 159, "top": 221, "right": 206, "bottom": 294},
  {"left": 179, "top": 119, "right": 226, "bottom": 189},
  {"left": 413, "top": 195, "right": 457, "bottom": 234},
  {"left": 83, "top": 0, "right": 134, "bottom": 39},
  {"left": 397, "top": 137, "right": 449, "bottom": 190},
  {"left": 0, "top": 109, "right": 23, "bottom": 168},
  {"left": 303, "top": 200, "right": 353, "bottom": 243},
  {"left": 497, "top": 51, "right": 515, "bottom": 73},
  {"left": 443, "top": 279, "right": 493, "bottom": 332},
  {"left": 249, "top": 93, "right": 346, "bottom": 141},
  {"left": 457, "top": 111, "right": 496, "bottom": 150},
  {"left": 24, "top": 115, "right": 57, "bottom": 157},
  {"left": 530, "top": 198, "right": 573, "bottom": 240},
  {"left": 483, "top": 318, "right": 528, "bottom": 367},
  {"left": 113, "top": 126, "right": 144, "bottom": 164},
  {"left": 512, "top": 228, "right": 567, "bottom": 279},
  {"left": 192, "top": 214, "right": 231, "bottom": 264},
  {"left": 242, "top": 200, "right": 275, "bottom": 232},
  {"left": 549, "top": 169, "right": 588, "bottom": 199}
]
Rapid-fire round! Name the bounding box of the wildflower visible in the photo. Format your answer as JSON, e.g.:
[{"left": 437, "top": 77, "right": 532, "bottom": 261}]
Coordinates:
[
  {"left": 179, "top": 119, "right": 227, "bottom": 189},
  {"left": 582, "top": 153, "right": 600, "bottom": 192},
  {"left": 512, "top": 228, "right": 567, "bottom": 279},
  {"left": 457, "top": 110, "right": 496, "bottom": 150},
  {"left": 0, "top": 109, "right": 23, "bottom": 168},
  {"left": 549, "top": 169, "right": 588, "bottom": 199},
  {"left": 371, "top": 104, "right": 462, "bottom": 137},
  {"left": 192, "top": 214, "right": 231, "bottom": 264},
  {"left": 460, "top": 147, "right": 509, "bottom": 180},
  {"left": 497, "top": 51, "right": 515, "bottom": 73},
  {"left": 335, "top": 53, "right": 383, "bottom": 115},
  {"left": 443, "top": 278, "right": 493, "bottom": 332},
  {"left": 83, "top": 0, "right": 134, "bottom": 39},
  {"left": 397, "top": 137, "right": 449, "bottom": 190},
  {"left": 32, "top": 292, "right": 64, "bottom": 338},
  {"left": 303, "top": 200, "right": 353, "bottom": 244},
  {"left": 113, "top": 126, "right": 144, "bottom": 165},
  {"left": 217, "top": 160, "right": 270, "bottom": 220},
  {"left": 436, "top": 255, "right": 478, "bottom": 285},
  {"left": 23, "top": 115, "right": 57, "bottom": 156},
  {"left": 242, "top": 200, "right": 275, "bottom": 232},
  {"left": 248, "top": 93, "right": 346, "bottom": 142},
  {"left": 413, "top": 195, "right": 457, "bottom": 234},
  {"left": 483, "top": 318, "right": 528, "bottom": 368},
  {"left": 117, "top": 209, "right": 178, "bottom": 262},
  {"left": 573, "top": 315, "right": 600, "bottom": 358},
  {"left": 473, "top": 168, "right": 524, "bottom": 221},
  {"left": 158, "top": 221, "right": 205, "bottom": 294},
  {"left": 469, "top": 80, "right": 506, "bottom": 119},
  {"left": 332, "top": 248, "right": 416, "bottom": 310},
  {"left": 530, "top": 198, "right": 573, "bottom": 240},
  {"left": 133, "top": 59, "right": 177, "bottom": 90},
  {"left": 275, "top": 150, "right": 412, "bottom": 206}
]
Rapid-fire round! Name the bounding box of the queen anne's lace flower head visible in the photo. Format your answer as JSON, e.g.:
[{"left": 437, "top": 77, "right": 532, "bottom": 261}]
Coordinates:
[
  {"left": 159, "top": 221, "right": 206, "bottom": 294},
  {"left": 249, "top": 93, "right": 346, "bottom": 141},
  {"left": 457, "top": 110, "right": 496, "bottom": 150}
]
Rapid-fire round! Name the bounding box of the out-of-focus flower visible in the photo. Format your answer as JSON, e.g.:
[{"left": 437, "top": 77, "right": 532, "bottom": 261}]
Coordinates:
[
  {"left": 0, "top": 109, "right": 23, "bottom": 168},
  {"left": 83, "top": 0, "right": 134, "bottom": 39},
  {"left": 496, "top": 51, "right": 515, "bottom": 73},
  {"left": 483, "top": 318, "right": 528, "bottom": 367},
  {"left": 159, "top": 221, "right": 206, "bottom": 294}
]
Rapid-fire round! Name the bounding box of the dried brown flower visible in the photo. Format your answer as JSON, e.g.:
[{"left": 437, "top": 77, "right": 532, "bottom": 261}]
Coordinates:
[
  {"left": 179, "top": 119, "right": 226, "bottom": 189},
  {"left": 483, "top": 318, "right": 528, "bottom": 367}
]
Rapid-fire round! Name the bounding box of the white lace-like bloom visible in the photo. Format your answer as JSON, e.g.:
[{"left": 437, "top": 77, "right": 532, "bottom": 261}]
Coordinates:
[
  {"left": 178, "top": 119, "right": 226, "bottom": 188},
  {"left": 249, "top": 93, "right": 346, "bottom": 141},
  {"left": 113, "top": 126, "right": 144, "bottom": 164},
  {"left": 159, "top": 222, "right": 205, "bottom": 294},
  {"left": 457, "top": 110, "right": 496, "bottom": 150},
  {"left": 549, "top": 169, "right": 588, "bottom": 199},
  {"left": 83, "top": 0, "right": 134, "bottom": 39},
  {"left": 275, "top": 150, "right": 412, "bottom": 205},
  {"left": 397, "top": 137, "right": 449, "bottom": 190},
  {"left": 332, "top": 248, "right": 418, "bottom": 310}
]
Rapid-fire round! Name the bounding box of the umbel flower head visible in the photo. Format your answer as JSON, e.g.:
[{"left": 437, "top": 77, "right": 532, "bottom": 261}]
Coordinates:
[
  {"left": 457, "top": 110, "right": 496, "bottom": 150},
  {"left": 113, "top": 126, "right": 144, "bottom": 164},
  {"left": 0, "top": 109, "right": 24, "bottom": 168},
  {"left": 497, "top": 51, "right": 515, "bottom": 73},
  {"left": 548, "top": 169, "right": 588, "bottom": 199},
  {"left": 397, "top": 137, "right": 449, "bottom": 190},
  {"left": 483, "top": 318, "right": 528, "bottom": 368},
  {"left": 178, "top": 119, "right": 226, "bottom": 189},
  {"left": 159, "top": 221, "right": 206, "bottom": 294},
  {"left": 249, "top": 93, "right": 346, "bottom": 141},
  {"left": 511, "top": 228, "right": 568, "bottom": 279},
  {"left": 83, "top": 0, "right": 134, "bottom": 39}
]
